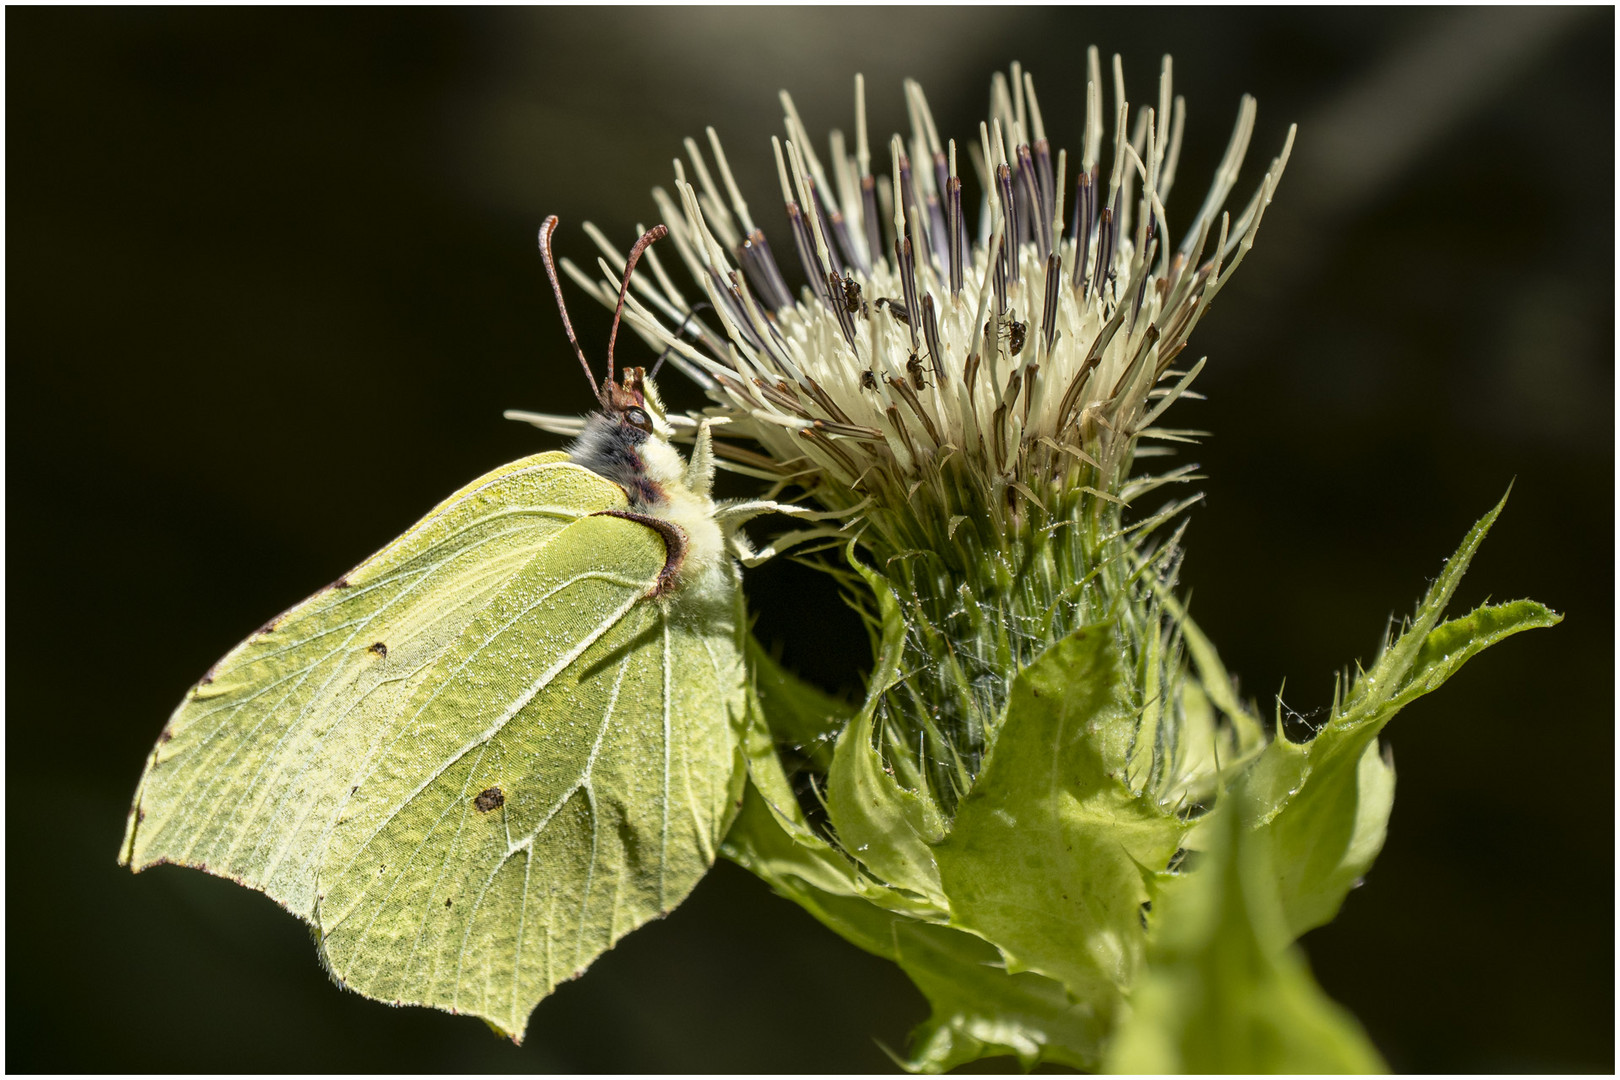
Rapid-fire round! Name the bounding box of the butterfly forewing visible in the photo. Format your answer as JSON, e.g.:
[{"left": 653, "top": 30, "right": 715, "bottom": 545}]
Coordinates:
[{"left": 121, "top": 451, "right": 746, "bottom": 1039}]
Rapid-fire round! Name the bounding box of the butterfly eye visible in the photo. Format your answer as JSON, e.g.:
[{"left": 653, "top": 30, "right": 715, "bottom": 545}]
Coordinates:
[{"left": 625, "top": 407, "right": 652, "bottom": 432}]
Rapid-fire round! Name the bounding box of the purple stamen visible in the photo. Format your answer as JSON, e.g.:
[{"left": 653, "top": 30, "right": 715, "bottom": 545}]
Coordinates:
[
  {"left": 860, "top": 176, "right": 883, "bottom": 272},
  {"left": 946, "top": 175, "right": 965, "bottom": 298},
  {"left": 921, "top": 293, "right": 945, "bottom": 383},
  {"left": 786, "top": 201, "right": 830, "bottom": 307},
  {"left": 739, "top": 230, "right": 794, "bottom": 312},
  {"left": 995, "top": 164, "right": 1018, "bottom": 285},
  {"left": 1017, "top": 144, "right": 1050, "bottom": 259},
  {"left": 1040, "top": 253, "right": 1060, "bottom": 352},
  {"left": 894, "top": 237, "right": 922, "bottom": 354}
]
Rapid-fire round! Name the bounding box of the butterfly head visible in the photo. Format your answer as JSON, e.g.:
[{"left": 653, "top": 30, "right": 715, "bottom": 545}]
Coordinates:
[{"left": 597, "top": 364, "right": 674, "bottom": 442}]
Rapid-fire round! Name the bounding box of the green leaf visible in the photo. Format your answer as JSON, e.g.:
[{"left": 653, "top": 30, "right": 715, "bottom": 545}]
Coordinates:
[
  {"left": 1161, "top": 590, "right": 1267, "bottom": 756},
  {"left": 1245, "top": 491, "right": 1562, "bottom": 936},
  {"left": 934, "top": 620, "right": 1185, "bottom": 1015},
  {"left": 893, "top": 917, "right": 1101, "bottom": 1073},
  {"left": 729, "top": 670, "right": 1103, "bottom": 1072},
  {"left": 728, "top": 676, "right": 937, "bottom": 919},
  {"left": 824, "top": 557, "right": 949, "bottom": 906},
  {"left": 1386, "top": 598, "right": 1562, "bottom": 712},
  {"left": 724, "top": 780, "right": 1103, "bottom": 1073},
  {"left": 1153, "top": 593, "right": 1270, "bottom": 810},
  {"left": 1107, "top": 793, "right": 1387, "bottom": 1074},
  {"left": 746, "top": 636, "right": 850, "bottom": 773},
  {"left": 121, "top": 453, "right": 747, "bottom": 1040},
  {"left": 1249, "top": 733, "right": 1396, "bottom": 940},
  {"left": 1342, "top": 487, "right": 1511, "bottom": 719}
]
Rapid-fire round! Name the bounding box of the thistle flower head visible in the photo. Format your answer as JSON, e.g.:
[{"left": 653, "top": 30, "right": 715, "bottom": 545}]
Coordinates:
[
  {"left": 547, "top": 51, "right": 1293, "bottom": 569},
  {"left": 516, "top": 53, "right": 1298, "bottom": 807}
]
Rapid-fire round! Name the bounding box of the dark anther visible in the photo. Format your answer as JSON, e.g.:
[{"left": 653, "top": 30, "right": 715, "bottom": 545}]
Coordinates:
[
  {"left": 995, "top": 164, "right": 1019, "bottom": 285},
  {"left": 946, "top": 175, "right": 965, "bottom": 298},
  {"left": 859, "top": 176, "right": 882, "bottom": 277},
  {"left": 1040, "top": 252, "right": 1061, "bottom": 351},
  {"left": 921, "top": 293, "right": 946, "bottom": 383},
  {"left": 1070, "top": 168, "right": 1095, "bottom": 292}
]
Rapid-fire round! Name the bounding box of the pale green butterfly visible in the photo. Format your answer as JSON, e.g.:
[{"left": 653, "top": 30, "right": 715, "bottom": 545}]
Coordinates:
[{"left": 119, "top": 217, "right": 799, "bottom": 1041}]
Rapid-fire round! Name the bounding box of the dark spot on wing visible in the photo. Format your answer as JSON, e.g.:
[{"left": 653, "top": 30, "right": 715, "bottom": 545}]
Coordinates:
[
  {"left": 368, "top": 642, "right": 388, "bottom": 658},
  {"left": 473, "top": 787, "right": 505, "bottom": 813},
  {"left": 158, "top": 728, "right": 173, "bottom": 743},
  {"left": 444, "top": 898, "right": 453, "bottom": 908},
  {"left": 333, "top": 576, "right": 351, "bottom": 589},
  {"left": 257, "top": 617, "right": 279, "bottom": 635}
]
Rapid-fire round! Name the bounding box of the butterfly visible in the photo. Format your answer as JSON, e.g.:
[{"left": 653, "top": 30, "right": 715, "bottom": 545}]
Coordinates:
[{"left": 119, "top": 216, "right": 802, "bottom": 1041}]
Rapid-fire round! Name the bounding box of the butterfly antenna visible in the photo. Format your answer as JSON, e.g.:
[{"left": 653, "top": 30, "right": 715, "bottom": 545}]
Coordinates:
[
  {"left": 650, "top": 301, "right": 713, "bottom": 379},
  {"left": 537, "top": 215, "right": 598, "bottom": 399},
  {"left": 604, "top": 224, "right": 668, "bottom": 388}
]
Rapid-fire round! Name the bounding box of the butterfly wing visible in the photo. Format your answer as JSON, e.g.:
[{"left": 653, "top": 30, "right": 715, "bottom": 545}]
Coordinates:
[{"left": 121, "top": 451, "right": 746, "bottom": 1039}]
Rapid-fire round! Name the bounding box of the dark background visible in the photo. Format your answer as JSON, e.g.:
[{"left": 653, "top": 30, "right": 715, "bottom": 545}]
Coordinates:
[{"left": 8, "top": 7, "right": 1612, "bottom": 1072}]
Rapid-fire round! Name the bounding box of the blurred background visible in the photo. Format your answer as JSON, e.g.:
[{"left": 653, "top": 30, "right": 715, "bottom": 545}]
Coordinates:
[{"left": 8, "top": 7, "right": 1612, "bottom": 1072}]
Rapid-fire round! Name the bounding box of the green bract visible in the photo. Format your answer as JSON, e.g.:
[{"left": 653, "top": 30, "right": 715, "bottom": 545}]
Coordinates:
[{"left": 729, "top": 491, "right": 1556, "bottom": 1071}]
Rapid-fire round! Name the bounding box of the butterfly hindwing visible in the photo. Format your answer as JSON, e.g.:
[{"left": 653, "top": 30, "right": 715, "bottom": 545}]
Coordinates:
[{"left": 121, "top": 451, "right": 746, "bottom": 1040}]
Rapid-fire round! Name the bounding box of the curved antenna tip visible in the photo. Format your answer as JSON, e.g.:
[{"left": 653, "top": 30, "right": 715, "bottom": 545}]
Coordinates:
[
  {"left": 604, "top": 224, "right": 669, "bottom": 388},
  {"left": 537, "top": 215, "right": 600, "bottom": 401}
]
